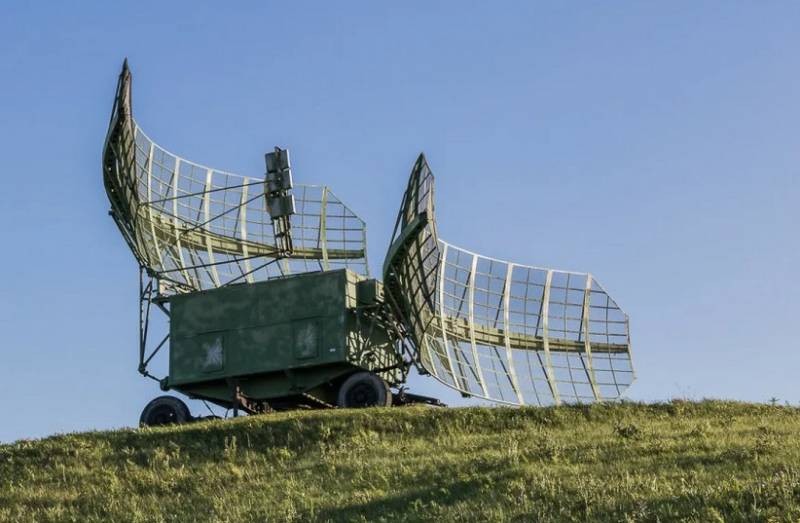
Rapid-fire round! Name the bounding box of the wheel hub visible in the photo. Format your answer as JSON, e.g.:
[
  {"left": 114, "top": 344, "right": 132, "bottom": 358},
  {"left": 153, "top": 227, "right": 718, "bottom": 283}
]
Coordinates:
[
  {"left": 148, "top": 405, "right": 177, "bottom": 425},
  {"left": 346, "top": 382, "right": 379, "bottom": 407}
]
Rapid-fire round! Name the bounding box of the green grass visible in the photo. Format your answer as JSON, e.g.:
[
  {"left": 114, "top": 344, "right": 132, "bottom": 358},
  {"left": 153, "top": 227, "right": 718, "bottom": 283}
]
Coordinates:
[{"left": 3, "top": 400, "right": 800, "bottom": 522}]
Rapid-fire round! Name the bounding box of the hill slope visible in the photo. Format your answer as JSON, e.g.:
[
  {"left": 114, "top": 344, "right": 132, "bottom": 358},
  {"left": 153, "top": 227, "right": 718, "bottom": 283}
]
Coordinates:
[{"left": 2, "top": 401, "right": 800, "bottom": 522}]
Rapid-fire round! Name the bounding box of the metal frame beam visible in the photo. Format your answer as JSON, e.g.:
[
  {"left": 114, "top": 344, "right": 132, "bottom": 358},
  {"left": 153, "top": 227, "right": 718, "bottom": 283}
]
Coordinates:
[
  {"left": 503, "top": 263, "right": 525, "bottom": 404},
  {"left": 541, "top": 270, "right": 560, "bottom": 405},
  {"left": 467, "top": 254, "right": 489, "bottom": 397}
]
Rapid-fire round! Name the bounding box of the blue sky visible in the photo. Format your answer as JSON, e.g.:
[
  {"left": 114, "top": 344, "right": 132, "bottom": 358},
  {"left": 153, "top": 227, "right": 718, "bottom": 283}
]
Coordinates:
[{"left": 0, "top": 2, "right": 798, "bottom": 442}]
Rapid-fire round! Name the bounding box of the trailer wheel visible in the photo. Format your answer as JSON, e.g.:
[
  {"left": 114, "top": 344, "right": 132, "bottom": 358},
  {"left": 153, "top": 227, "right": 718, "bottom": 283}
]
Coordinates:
[
  {"left": 139, "top": 395, "right": 192, "bottom": 427},
  {"left": 337, "top": 372, "right": 392, "bottom": 408}
]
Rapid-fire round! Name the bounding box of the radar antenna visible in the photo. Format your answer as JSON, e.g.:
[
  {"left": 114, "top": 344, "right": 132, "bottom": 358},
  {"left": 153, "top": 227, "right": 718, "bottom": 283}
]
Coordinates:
[
  {"left": 102, "top": 61, "right": 634, "bottom": 411},
  {"left": 382, "top": 155, "right": 635, "bottom": 405},
  {"left": 102, "top": 61, "right": 368, "bottom": 296}
]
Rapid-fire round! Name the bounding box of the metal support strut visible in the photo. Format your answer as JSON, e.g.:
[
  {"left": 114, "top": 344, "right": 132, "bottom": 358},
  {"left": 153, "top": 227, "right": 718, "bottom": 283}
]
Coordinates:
[{"left": 138, "top": 267, "right": 169, "bottom": 383}]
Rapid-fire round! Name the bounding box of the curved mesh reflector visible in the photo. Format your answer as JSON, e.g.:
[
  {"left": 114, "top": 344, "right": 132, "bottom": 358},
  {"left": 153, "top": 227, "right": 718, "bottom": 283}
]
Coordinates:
[
  {"left": 384, "top": 155, "right": 634, "bottom": 405},
  {"left": 103, "top": 63, "right": 368, "bottom": 294}
]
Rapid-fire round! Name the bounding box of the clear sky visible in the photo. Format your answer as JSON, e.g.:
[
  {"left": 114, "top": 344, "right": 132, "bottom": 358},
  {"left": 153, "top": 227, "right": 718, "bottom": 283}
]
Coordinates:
[{"left": 0, "top": 2, "right": 798, "bottom": 443}]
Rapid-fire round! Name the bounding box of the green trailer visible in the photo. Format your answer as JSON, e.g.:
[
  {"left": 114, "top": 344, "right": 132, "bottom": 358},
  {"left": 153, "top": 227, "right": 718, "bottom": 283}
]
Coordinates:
[
  {"left": 103, "top": 61, "right": 634, "bottom": 426},
  {"left": 164, "top": 270, "right": 404, "bottom": 412}
]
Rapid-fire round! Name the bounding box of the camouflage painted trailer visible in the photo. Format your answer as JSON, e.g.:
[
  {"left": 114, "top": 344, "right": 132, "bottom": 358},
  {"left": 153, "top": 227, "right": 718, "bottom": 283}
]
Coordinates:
[{"left": 166, "top": 270, "right": 404, "bottom": 411}]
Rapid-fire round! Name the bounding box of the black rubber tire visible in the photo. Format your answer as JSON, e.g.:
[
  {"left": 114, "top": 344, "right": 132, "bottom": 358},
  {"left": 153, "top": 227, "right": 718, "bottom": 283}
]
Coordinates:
[
  {"left": 337, "top": 372, "right": 392, "bottom": 408},
  {"left": 139, "top": 395, "right": 192, "bottom": 427}
]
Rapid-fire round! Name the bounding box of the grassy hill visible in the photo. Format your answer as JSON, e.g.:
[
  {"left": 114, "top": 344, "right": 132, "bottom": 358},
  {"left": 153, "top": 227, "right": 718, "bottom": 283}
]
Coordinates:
[{"left": 2, "top": 401, "right": 800, "bottom": 522}]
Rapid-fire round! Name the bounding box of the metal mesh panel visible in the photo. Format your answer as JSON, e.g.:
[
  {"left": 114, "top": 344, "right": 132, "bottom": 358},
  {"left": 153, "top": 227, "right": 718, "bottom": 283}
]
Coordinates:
[
  {"left": 103, "top": 65, "right": 368, "bottom": 295},
  {"left": 384, "top": 155, "right": 634, "bottom": 406},
  {"left": 430, "top": 244, "right": 634, "bottom": 405},
  {"left": 383, "top": 155, "right": 440, "bottom": 372}
]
